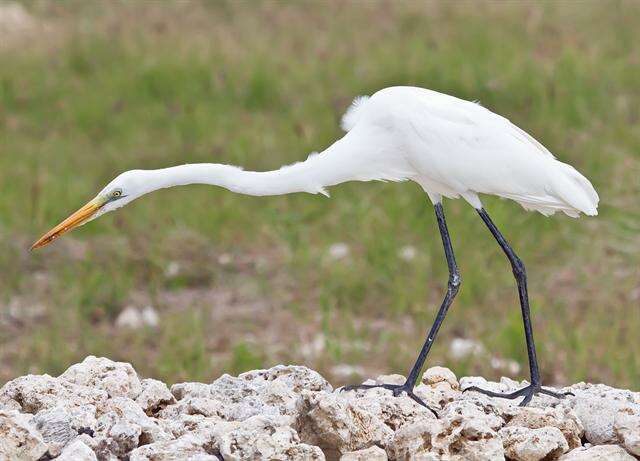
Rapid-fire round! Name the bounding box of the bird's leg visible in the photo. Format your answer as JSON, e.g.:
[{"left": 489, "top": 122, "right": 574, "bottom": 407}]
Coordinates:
[
  {"left": 343, "top": 202, "right": 460, "bottom": 415},
  {"left": 462, "top": 208, "right": 572, "bottom": 406}
]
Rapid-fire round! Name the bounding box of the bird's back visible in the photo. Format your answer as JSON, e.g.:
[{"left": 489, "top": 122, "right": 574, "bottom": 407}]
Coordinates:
[{"left": 344, "top": 86, "right": 598, "bottom": 217}]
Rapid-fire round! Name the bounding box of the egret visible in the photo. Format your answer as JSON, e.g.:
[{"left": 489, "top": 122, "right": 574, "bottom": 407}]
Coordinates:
[{"left": 32, "top": 86, "right": 598, "bottom": 411}]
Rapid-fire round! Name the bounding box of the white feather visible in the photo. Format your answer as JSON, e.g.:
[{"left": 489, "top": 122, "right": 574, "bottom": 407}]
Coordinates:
[
  {"left": 341, "top": 95, "right": 370, "bottom": 132},
  {"left": 97, "top": 85, "right": 598, "bottom": 219}
]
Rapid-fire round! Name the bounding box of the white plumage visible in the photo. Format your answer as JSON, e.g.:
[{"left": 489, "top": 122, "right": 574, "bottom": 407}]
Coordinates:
[
  {"left": 32, "top": 85, "right": 599, "bottom": 249},
  {"left": 335, "top": 86, "right": 598, "bottom": 217},
  {"left": 94, "top": 86, "right": 597, "bottom": 219}
]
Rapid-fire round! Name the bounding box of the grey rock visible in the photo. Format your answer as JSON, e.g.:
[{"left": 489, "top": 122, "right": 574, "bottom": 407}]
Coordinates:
[{"left": 34, "top": 405, "right": 77, "bottom": 456}]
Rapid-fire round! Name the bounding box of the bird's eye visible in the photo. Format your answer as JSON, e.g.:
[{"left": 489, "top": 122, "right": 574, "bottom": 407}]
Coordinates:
[{"left": 111, "top": 189, "right": 123, "bottom": 198}]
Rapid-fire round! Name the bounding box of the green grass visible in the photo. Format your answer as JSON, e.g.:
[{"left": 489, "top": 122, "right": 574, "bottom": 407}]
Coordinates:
[{"left": 0, "top": 0, "right": 639, "bottom": 389}]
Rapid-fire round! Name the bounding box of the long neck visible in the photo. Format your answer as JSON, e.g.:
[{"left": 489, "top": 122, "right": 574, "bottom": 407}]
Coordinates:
[{"left": 139, "top": 129, "right": 412, "bottom": 197}]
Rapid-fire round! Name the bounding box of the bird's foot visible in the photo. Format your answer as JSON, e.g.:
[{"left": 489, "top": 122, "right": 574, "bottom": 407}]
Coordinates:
[
  {"left": 341, "top": 382, "right": 438, "bottom": 416},
  {"left": 463, "top": 382, "right": 573, "bottom": 407}
]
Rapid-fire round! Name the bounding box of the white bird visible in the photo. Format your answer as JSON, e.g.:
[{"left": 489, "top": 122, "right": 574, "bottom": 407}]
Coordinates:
[{"left": 32, "top": 86, "right": 598, "bottom": 412}]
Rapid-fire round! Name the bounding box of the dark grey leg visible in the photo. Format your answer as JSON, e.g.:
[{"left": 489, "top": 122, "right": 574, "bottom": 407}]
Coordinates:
[
  {"left": 462, "top": 208, "right": 571, "bottom": 406},
  {"left": 343, "top": 202, "right": 460, "bottom": 415},
  {"left": 404, "top": 202, "right": 460, "bottom": 388}
]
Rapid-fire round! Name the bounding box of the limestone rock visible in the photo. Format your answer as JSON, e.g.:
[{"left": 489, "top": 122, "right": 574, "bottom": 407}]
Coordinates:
[
  {"left": 0, "top": 359, "right": 638, "bottom": 461},
  {"left": 166, "top": 365, "right": 332, "bottom": 424},
  {"left": 0, "top": 373, "right": 107, "bottom": 414},
  {"left": 614, "top": 407, "right": 640, "bottom": 456},
  {"left": 340, "top": 445, "right": 388, "bottom": 460},
  {"left": 499, "top": 426, "right": 569, "bottom": 461},
  {"left": 437, "top": 400, "right": 505, "bottom": 460},
  {"left": 422, "top": 366, "right": 459, "bottom": 390},
  {"left": 296, "top": 390, "right": 395, "bottom": 458},
  {"left": 208, "top": 365, "right": 331, "bottom": 421},
  {"left": 0, "top": 409, "right": 48, "bottom": 460},
  {"left": 386, "top": 417, "right": 445, "bottom": 460},
  {"left": 94, "top": 396, "right": 170, "bottom": 458},
  {"left": 216, "top": 415, "right": 324, "bottom": 460},
  {"left": 129, "top": 433, "right": 218, "bottom": 461},
  {"left": 505, "top": 406, "right": 584, "bottom": 449},
  {"left": 136, "top": 378, "right": 176, "bottom": 414},
  {"left": 60, "top": 356, "right": 143, "bottom": 399},
  {"left": 562, "top": 383, "right": 640, "bottom": 444},
  {"left": 297, "top": 382, "right": 435, "bottom": 459},
  {"left": 171, "top": 381, "right": 212, "bottom": 400},
  {"left": 559, "top": 444, "right": 636, "bottom": 460},
  {"left": 57, "top": 438, "right": 98, "bottom": 461},
  {"left": 159, "top": 397, "right": 225, "bottom": 420},
  {"left": 414, "top": 366, "right": 462, "bottom": 409}
]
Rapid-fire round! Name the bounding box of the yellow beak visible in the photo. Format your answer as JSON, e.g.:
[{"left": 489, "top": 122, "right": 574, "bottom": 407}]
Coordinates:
[{"left": 30, "top": 197, "right": 105, "bottom": 251}]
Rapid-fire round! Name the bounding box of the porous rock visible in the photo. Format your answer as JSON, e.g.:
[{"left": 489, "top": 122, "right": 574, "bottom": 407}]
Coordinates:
[
  {"left": 216, "top": 414, "right": 325, "bottom": 460},
  {"left": 0, "top": 359, "right": 638, "bottom": 460},
  {"left": 60, "top": 355, "right": 143, "bottom": 399},
  {"left": 434, "top": 399, "right": 504, "bottom": 460},
  {"left": 417, "top": 366, "right": 461, "bottom": 408},
  {"left": 559, "top": 444, "right": 636, "bottom": 460},
  {"left": 297, "top": 378, "right": 436, "bottom": 459},
  {"left": 386, "top": 417, "right": 445, "bottom": 460},
  {"left": 94, "top": 396, "right": 170, "bottom": 458},
  {"left": 614, "top": 407, "right": 640, "bottom": 456},
  {"left": 505, "top": 406, "right": 584, "bottom": 449},
  {"left": 0, "top": 409, "right": 48, "bottom": 460},
  {"left": 296, "top": 389, "right": 396, "bottom": 458},
  {"left": 136, "top": 378, "right": 176, "bottom": 414},
  {"left": 561, "top": 383, "right": 640, "bottom": 444},
  {"left": 499, "top": 426, "right": 569, "bottom": 461},
  {"left": 340, "top": 445, "right": 388, "bottom": 460},
  {"left": 165, "top": 364, "right": 332, "bottom": 424},
  {"left": 56, "top": 438, "right": 98, "bottom": 461},
  {"left": 129, "top": 433, "right": 218, "bottom": 460},
  {"left": 0, "top": 373, "right": 107, "bottom": 414}
]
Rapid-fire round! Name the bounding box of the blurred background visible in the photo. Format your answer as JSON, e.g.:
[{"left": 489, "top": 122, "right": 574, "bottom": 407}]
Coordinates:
[{"left": 0, "top": 0, "right": 638, "bottom": 389}]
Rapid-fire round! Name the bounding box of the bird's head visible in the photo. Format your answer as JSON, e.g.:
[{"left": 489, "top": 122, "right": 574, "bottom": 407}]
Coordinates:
[{"left": 30, "top": 170, "right": 148, "bottom": 250}]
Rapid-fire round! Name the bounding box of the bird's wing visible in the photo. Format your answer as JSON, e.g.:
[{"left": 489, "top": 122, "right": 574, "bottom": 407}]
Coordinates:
[
  {"left": 380, "top": 87, "right": 596, "bottom": 216},
  {"left": 411, "top": 89, "right": 555, "bottom": 159}
]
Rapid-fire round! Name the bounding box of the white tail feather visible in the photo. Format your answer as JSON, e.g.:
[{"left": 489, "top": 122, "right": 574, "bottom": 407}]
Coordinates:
[{"left": 552, "top": 161, "right": 599, "bottom": 216}]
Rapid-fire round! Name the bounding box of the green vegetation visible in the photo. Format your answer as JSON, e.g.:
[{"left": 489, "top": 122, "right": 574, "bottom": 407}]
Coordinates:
[{"left": 0, "top": 1, "right": 638, "bottom": 388}]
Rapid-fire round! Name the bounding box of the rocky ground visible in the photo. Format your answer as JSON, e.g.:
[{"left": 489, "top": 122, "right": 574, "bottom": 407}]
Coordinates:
[{"left": 0, "top": 357, "right": 638, "bottom": 460}]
